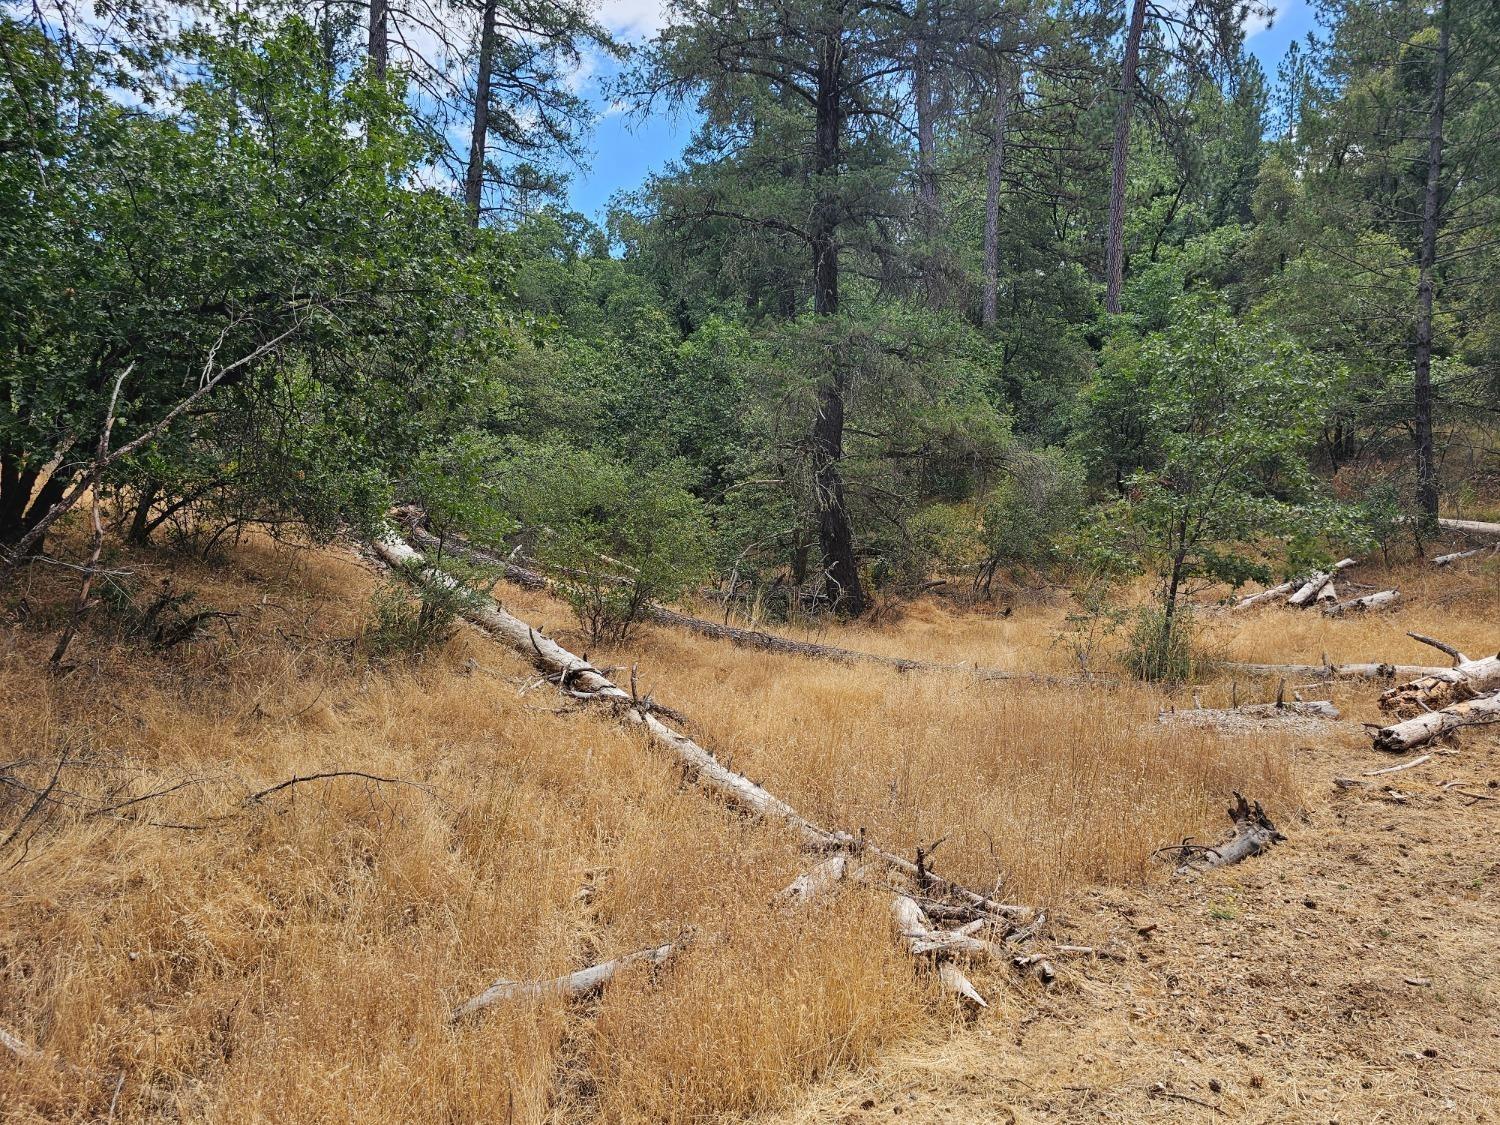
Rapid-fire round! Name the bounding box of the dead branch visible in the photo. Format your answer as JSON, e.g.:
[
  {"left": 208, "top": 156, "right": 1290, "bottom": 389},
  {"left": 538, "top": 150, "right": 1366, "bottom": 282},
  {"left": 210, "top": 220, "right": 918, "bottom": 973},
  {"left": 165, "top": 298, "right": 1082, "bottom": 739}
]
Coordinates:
[
  {"left": 1373, "top": 692, "right": 1500, "bottom": 753},
  {"left": 1172, "top": 793, "right": 1284, "bottom": 875},
  {"left": 451, "top": 939, "right": 687, "bottom": 1021},
  {"left": 244, "top": 771, "right": 432, "bottom": 805}
]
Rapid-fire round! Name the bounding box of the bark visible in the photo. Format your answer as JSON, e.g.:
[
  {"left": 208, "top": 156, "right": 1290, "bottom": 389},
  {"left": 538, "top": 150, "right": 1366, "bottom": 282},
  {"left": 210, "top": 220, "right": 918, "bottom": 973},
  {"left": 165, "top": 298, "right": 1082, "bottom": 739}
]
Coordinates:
[
  {"left": 1322, "top": 589, "right": 1400, "bottom": 616},
  {"left": 1439, "top": 518, "right": 1500, "bottom": 539},
  {"left": 1286, "top": 558, "right": 1357, "bottom": 607},
  {"left": 1432, "top": 547, "right": 1487, "bottom": 566},
  {"left": 463, "top": 0, "right": 498, "bottom": 226},
  {"left": 452, "top": 941, "right": 683, "bottom": 1020},
  {"left": 1412, "top": 0, "right": 1450, "bottom": 526},
  {"left": 1173, "top": 793, "right": 1284, "bottom": 876},
  {"left": 1105, "top": 0, "right": 1148, "bottom": 315},
  {"left": 1222, "top": 660, "right": 1446, "bottom": 682},
  {"left": 1378, "top": 641, "right": 1500, "bottom": 719},
  {"left": 1374, "top": 692, "right": 1500, "bottom": 754},
  {"left": 806, "top": 27, "right": 864, "bottom": 616},
  {"left": 367, "top": 0, "right": 389, "bottom": 77},
  {"left": 371, "top": 532, "right": 1023, "bottom": 922},
  {"left": 980, "top": 68, "right": 1013, "bottom": 329}
]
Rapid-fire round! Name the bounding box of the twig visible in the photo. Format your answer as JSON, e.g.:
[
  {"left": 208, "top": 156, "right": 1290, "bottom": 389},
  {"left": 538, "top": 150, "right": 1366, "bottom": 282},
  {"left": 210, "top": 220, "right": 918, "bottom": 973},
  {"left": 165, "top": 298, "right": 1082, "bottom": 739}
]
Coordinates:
[
  {"left": 244, "top": 771, "right": 433, "bottom": 804},
  {"left": 1407, "top": 632, "right": 1467, "bottom": 667},
  {"left": 1362, "top": 754, "right": 1432, "bottom": 777}
]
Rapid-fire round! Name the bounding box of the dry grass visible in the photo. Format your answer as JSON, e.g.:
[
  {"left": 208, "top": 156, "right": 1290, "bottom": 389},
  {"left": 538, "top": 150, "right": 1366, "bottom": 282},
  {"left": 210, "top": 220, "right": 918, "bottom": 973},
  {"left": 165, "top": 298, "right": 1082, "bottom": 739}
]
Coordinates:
[{"left": 6, "top": 532, "right": 1493, "bottom": 1121}]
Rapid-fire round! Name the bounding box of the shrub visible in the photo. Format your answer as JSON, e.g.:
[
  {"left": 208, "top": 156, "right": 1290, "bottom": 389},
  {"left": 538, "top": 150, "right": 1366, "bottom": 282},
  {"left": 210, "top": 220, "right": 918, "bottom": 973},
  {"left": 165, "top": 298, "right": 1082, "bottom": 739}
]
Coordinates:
[{"left": 1123, "top": 603, "right": 1200, "bottom": 685}]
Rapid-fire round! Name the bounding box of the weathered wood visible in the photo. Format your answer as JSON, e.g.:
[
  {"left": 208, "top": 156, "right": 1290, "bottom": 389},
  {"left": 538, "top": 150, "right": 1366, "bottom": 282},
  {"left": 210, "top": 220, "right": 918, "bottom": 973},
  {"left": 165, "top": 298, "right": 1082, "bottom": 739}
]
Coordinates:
[
  {"left": 1173, "top": 793, "right": 1284, "bottom": 875},
  {"left": 1439, "top": 517, "right": 1500, "bottom": 539},
  {"left": 892, "top": 894, "right": 993, "bottom": 1007},
  {"left": 1432, "top": 547, "right": 1487, "bottom": 566},
  {"left": 1362, "top": 754, "right": 1432, "bottom": 777},
  {"left": 1373, "top": 692, "right": 1500, "bottom": 753},
  {"left": 373, "top": 532, "right": 1023, "bottom": 926},
  {"left": 1287, "top": 559, "right": 1357, "bottom": 607},
  {"left": 1232, "top": 578, "right": 1301, "bottom": 611},
  {"left": 1323, "top": 589, "right": 1400, "bottom": 616},
  {"left": 452, "top": 941, "right": 682, "bottom": 1020},
  {"left": 1221, "top": 660, "right": 1445, "bottom": 682},
  {"left": 1378, "top": 637, "right": 1500, "bottom": 718}
]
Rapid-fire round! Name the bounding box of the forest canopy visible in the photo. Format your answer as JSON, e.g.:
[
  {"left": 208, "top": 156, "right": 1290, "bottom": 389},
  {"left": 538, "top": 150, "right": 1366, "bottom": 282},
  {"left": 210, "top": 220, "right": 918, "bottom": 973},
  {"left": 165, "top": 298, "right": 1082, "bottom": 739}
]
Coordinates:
[{"left": 3, "top": 0, "right": 1496, "bottom": 666}]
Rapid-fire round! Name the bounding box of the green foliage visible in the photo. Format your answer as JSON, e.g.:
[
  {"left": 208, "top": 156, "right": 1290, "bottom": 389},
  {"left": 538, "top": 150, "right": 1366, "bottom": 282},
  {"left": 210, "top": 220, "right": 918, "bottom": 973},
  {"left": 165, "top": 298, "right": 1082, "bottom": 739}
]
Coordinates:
[
  {"left": 980, "top": 448, "right": 1086, "bottom": 570},
  {"left": 1080, "top": 296, "right": 1344, "bottom": 664},
  {"left": 1123, "top": 604, "right": 1200, "bottom": 686},
  {"left": 499, "top": 445, "right": 712, "bottom": 645}
]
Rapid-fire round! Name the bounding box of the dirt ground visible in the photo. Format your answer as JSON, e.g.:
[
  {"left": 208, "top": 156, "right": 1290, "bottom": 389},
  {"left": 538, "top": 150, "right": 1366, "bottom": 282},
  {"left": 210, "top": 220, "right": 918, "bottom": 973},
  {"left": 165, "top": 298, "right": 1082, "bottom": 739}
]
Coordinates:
[{"left": 773, "top": 722, "right": 1500, "bottom": 1124}]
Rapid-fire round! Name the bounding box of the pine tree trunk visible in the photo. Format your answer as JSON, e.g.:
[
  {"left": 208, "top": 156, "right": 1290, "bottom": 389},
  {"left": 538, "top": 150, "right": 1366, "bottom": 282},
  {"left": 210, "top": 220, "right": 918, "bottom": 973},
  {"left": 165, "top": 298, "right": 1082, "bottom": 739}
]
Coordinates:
[
  {"left": 981, "top": 68, "right": 1013, "bottom": 329},
  {"left": 1413, "top": 0, "right": 1449, "bottom": 526},
  {"left": 809, "top": 30, "right": 865, "bottom": 616},
  {"left": 367, "top": 0, "right": 389, "bottom": 77},
  {"left": 464, "top": 0, "right": 498, "bottom": 226},
  {"left": 1105, "top": 0, "right": 1147, "bottom": 315}
]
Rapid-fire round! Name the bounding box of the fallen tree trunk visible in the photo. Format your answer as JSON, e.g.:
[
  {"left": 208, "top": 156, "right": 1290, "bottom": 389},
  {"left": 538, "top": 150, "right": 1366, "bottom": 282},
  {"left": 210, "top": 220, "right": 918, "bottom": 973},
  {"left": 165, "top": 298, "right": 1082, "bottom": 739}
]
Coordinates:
[
  {"left": 1172, "top": 793, "right": 1285, "bottom": 875},
  {"left": 1233, "top": 578, "right": 1301, "bottom": 611},
  {"left": 1157, "top": 700, "right": 1340, "bottom": 727},
  {"left": 1378, "top": 634, "right": 1500, "bottom": 718},
  {"left": 1221, "top": 660, "right": 1446, "bottom": 682},
  {"left": 1323, "top": 589, "right": 1400, "bottom": 616},
  {"left": 1439, "top": 517, "right": 1500, "bottom": 539},
  {"left": 372, "top": 532, "right": 1023, "bottom": 922},
  {"left": 452, "top": 941, "right": 684, "bottom": 1020},
  {"left": 1432, "top": 547, "right": 1487, "bottom": 566},
  {"left": 406, "top": 524, "right": 1103, "bottom": 688},
  {"left": 1287, "top": 559, "right": 1357, "bottom": 607},
  {"left": 1373, "top": 692, "right": 1500, "bottom": 753}
]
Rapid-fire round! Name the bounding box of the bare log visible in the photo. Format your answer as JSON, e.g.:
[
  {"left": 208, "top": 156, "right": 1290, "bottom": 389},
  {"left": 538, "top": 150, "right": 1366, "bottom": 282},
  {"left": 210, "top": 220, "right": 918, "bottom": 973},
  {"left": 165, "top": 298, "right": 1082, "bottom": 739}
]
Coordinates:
[
  {"left": 1379, "top": 639, "right": 1500, "bottom": 718},
  {"left": 1158, "top": 700, "right": 1339, "bottom": 728},
  {"left": 1221, "top": 660, "right": 1445, "bottom": 682},
  {"left": 372, "top": 532, "right": 1022, "bottom": 925},
  {"left": 1373, "top": 692, "right": 1500, "bottom": 753},
  {"left": 1439, "top": 517, "right": 1500, "bottom": 539},
  {"left": 1287, "top": 559, "right": 1357, "bottom": 607},
  {"left": 452, "top": 941, "right": 683, "bottom": 1020},
  {"left": 1323, "top": 589, "right": 1400, "bottom": 616},
  {"left": 1315, "top": 581, "right": 1338, "bottom": 604},
  {"left": 1432, "top": 547, "right": 1488, "bottom": 566},
  {"left": 1233, "top": 578, "right": 1301, "bottom": 611},
  {"left": 1172, "top": 793, "right": 1284, "bottom": 875}
]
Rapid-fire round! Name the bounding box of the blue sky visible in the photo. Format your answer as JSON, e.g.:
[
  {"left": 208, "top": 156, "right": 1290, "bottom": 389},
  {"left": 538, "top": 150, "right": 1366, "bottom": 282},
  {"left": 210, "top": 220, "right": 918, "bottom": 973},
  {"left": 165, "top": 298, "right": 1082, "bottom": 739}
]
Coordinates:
[{"left": 565, "top": 0, "right": 1320, "bottom": 220}]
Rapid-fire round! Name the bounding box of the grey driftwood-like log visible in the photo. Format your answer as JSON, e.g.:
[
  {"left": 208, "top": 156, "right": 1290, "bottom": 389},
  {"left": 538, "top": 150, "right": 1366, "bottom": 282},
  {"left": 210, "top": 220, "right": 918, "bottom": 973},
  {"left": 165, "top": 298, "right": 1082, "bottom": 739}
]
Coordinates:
[
  {"left": 1221, "top": 659, "right": 1446, "bottom": 682},
  {"left": 1373, "top": 692, "right": 1500, "bottom": 753},
  {"left": 1439, "top": 517, "right": 1500, "bottom": 539},
  {"left": 405, "top": 524, "right": 1102, "bottom": 689},
  {"left": 452, "top": 941, "right": 683, "bottom": 1021},
  {"left": 1432, "top": 547, "right": 1488, "bottom": 566},
  {"left": 1170, "top": 793, "right": 1285, "bottom": 876},
  {"left": 1378, "top": 634, "right": 1500, "bottom": 718},
  {"left": 1323, "top": 589, "right": 1400, "bottom": 616},
  {"left": 1287, "top": 558, "right": 1357, "bottom": 607},
  {"left": 372, "top": 532, "right": 1022, "bottom": 919},
  {"left": 1232, "top": 577, "right": 1301, "bottom": 611}
]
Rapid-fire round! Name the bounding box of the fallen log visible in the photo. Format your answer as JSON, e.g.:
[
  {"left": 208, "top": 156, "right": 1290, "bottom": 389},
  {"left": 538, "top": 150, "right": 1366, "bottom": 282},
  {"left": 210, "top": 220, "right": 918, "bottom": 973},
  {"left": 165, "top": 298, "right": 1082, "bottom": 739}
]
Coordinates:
[
  {"left": 1439, "top": 517, "right": 1500, "bottom": 539},
  {"left": 1170, "top": 793, "right": 1284, "bottom": 875},
  {"left": 1232, "top": 577, "right": 1301, "bottom": 611},
  {"left": 1373, "top": 692, "right": 1500, "bottom": 753},
  {"left": 1432, "top": 547, "right": 1488, "bottom": 567},
  {"left": 407, "top": 525, "right": 1102, "bottom": 689},
  {"left": 1287, "top": 559, "right": 1357, "bottom": 607},
  {"left": 1323, "top": 589, "right": 1400, "bottom": 616},
  {"left": 1378, "top": 634, "right": 1500, "bottom": 718},
  {"left": 373, "top": 532, "right": 1025, "bottom": 914},
  {"left": 452, "top": 941, "right": 683, "bottom": 1021},
  {"left": 1220, "top": 660, "right": 1446, "bottom": 682}
]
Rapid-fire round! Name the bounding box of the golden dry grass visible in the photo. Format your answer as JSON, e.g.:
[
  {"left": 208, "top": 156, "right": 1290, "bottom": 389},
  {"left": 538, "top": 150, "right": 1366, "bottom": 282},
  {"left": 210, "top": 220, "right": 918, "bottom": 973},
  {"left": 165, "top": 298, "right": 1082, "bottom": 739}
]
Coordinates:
[{"left": 2, "top": 533, "right": 1492, "bottom": 1122}]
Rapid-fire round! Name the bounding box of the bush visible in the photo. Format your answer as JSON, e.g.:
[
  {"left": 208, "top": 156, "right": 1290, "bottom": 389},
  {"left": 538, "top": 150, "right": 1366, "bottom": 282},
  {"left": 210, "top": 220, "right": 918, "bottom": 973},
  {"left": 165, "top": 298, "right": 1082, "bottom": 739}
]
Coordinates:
[
  {"left": 360, "top": 563, "right": 483, "bottom": 662},
  {"left": 1123, "top": 604, "right": 1200, "bottom": 685},
  {"left": 500, "top": 445, "right": 711, "bottom": 646}
]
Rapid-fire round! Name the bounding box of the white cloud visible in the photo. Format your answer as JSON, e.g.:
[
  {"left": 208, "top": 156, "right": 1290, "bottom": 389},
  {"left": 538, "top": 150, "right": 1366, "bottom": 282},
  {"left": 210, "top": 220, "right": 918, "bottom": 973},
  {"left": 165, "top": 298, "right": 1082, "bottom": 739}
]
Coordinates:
[{"left": 594, "top": 0, "right": 671, "bottom": 40}]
